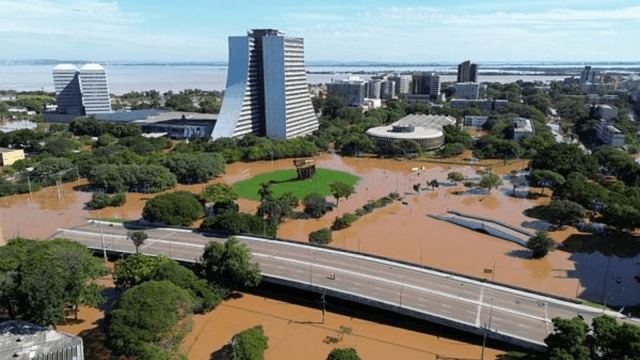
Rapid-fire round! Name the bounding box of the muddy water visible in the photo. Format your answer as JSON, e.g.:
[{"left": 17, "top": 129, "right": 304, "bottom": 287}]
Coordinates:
[{"left": 1, "top": 152, "right": 635, "bottom": 359}]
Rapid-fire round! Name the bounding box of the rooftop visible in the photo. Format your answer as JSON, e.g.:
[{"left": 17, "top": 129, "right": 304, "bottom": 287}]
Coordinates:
[{"left": 0, "top": 320, "right": 83, "bottom": 360}]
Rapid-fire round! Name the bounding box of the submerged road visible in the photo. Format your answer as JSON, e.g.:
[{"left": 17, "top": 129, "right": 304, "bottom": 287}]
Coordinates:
[{"left": 50, "top": 222, "right": 627, "bottom": 351}]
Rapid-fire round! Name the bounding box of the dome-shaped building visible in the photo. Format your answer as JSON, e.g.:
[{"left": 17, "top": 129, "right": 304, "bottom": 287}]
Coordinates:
[{"left": 365, "top": 114, "right": 456, "bottom": 151}]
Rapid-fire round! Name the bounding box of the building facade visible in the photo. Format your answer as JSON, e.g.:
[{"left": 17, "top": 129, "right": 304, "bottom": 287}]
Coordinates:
[
  {"left": 212, "top": 29, "right": 319, "bottom": 140},
  {"left": 596, "top": 119, "right": 625, "bottom": 147},
  {"left": 412, "top": 72, "right": 441, "bottom": 99},
  {"left": 512, "top": 118, "right": 535, "bottom": 141},
  {"left": 52, "top": 63, "right": 112, "bottom": 116},
  {"left": 0, "top": 148, "right": 25, "bottom": 166},
  {"left": 365, "top": 114, "right": 456, "bottom": 151},
  {"left": 454, "top": 82, "right": 480, "bottom": 100},
  {"left": 327, "top": 77, "right": 368, "bottom": 107},
  {"left": 463, "top": 115, "right": 488, "bottom": 128},
  {"left": 457, "top": 60, "right": 478, "bottom": 83}
]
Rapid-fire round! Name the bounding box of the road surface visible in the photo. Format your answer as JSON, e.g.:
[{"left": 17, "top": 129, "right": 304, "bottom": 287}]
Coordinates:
[{"left": 50, "top": 222, "right": 627, "bottom": 351}]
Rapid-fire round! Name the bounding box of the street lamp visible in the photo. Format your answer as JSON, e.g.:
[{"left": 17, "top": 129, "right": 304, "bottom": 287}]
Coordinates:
[
  {"left": 98, "top": 212, "right": 107, "bottom": 264},
  {"left": 481, "top": 298, "right": 495, "bottom": 360}
]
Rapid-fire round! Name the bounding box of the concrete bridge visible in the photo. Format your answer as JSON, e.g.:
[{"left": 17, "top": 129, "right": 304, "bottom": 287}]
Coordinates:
[
  {"left": 50, "top": 222, "right": 627, "bottom": 353},
  {"left": 428, "top": 210, "right": 535, "bottom": 246}
]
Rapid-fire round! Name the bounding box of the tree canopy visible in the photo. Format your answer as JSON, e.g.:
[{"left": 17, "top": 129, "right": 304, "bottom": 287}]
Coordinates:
[
  {"left": 232, "top": 325, "right": 269, "bottom": 360},
  {"left": 106, "top": 280, "right": 194, "bottom": 357},
  {"left": 199, "top": 237, "right": 262, "bottom": 292},
  {"left": 326, "top": 347, "right": 361, "bottom": 360},
  {"left": 0, "top": 238, "right": 106, "bottom": 327},
  {"left": 142, "top": 191, "right": 205, "bottom": 226}
]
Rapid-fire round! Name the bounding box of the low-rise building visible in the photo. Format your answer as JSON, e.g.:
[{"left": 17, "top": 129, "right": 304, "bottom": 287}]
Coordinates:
[
  {"left": 365, "top": 114, "right": 456, "bottom": 151},
  {"left": 326, "top": 77, "right": 368, "bottom": 107},
  {"left": 512, "top": 118, "right": 535, "bottom": 141},
  {"left": 453, "top": 82, "right": 480, "bottom": 100},
  {"left": 450, "top": 99, "right": 508, "bottom": 111},
  {"left": 463, "top": 115, "right": 488, "bottom": 128},
  {"left": 0, "top": 148, "right": 25, "bottom": 166},
  {"left": 596, "top": 119, "right": 625, "bottom": 147},
  {"left": 593, "top": 104, "right": 619, "bottom": 121},
  {"left": 0, "top": 320, "right": 84, "bottom": 360}
]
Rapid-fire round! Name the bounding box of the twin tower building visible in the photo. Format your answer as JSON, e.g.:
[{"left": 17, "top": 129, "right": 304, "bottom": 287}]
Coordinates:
[{"left": 52, "top": 29, "right": 319, "bottom": 140}]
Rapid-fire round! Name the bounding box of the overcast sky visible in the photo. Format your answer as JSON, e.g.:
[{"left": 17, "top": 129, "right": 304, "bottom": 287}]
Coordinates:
[{"left": 2, "top": 0, "right": 639, "bottom": 62}]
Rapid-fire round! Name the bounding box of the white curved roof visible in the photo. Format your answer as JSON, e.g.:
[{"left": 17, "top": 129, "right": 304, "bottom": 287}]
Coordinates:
[
  {"left": 80, "top": 63, "right": 105, "bottom": 71},
  {"left": 366, "top": 126, "right": 443, "bottom": 140},
  {"left": 53, "top": 63, "right": 79, "bottom": 71}
]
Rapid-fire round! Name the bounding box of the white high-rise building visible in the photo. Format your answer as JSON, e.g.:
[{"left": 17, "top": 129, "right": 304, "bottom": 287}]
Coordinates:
[
  {"left": 212, "top": 29, "right": 319, "bottom": 140},
  {"left": 52, "top": 64, "right": 83, "bottom": 115},
  {"left": 51, "top": 63, "right": 111, "bottom": 116},
  {"left": 78, "top": 63, "right": 111, "bottom": 114}
]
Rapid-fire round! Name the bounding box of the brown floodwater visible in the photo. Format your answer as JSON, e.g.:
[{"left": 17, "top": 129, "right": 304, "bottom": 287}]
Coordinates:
[{"left": 3, "top": 152, "right": 636, "bottom": 359}]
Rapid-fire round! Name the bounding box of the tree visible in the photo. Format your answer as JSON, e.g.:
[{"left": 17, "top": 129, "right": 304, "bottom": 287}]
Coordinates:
[
  {"left": 106, "top": 280, "right": 194, "bottom": 357},
  {"left": 511, "top": 175, "right": 526, "bottom": 196},
  {"left": 528, "top": 169, "right": 565, "bottom": 195},
  {"left": 309, "top": 228, "right": 333, "bottom": 245},
  {"left": 232, "top": 325, "right": 269, "bottom": 360},
  {"left": 547, "top": 200, "right": 586, "bottom": 226},
  {"left": 199, "top": 237, "right": 262, "bottom": 291},
  {"left": 544, "top": 317, "right": 591, "bottom": 360},
  {"left": 427, "top": 179, "right": 439, "bottom": 190},
  {"left": 327, "top": 347, "right": 361, "bottom": 360},
  {"left": 162, "top": 152, "right": 225, "bottom": 184},
  {"left": 479, "top": 173, "right": 502, "bottom": 193},
  {"left": 303, "top": 192, "right": 327, "bottom": 218},
  {"left": 128, "top": 231, "right": 148, "bottom": 254},
  {"left": 526, "top": 231, "right": 555, "bottom": 258},
  {"left": 413, "top": 183, "right": 420, "bottom": 193},
  {"left": 330, "top": 181, "right": 355, "bottom": 206},
  {"left": 199, "top": 183, "right": 239, "bottom": 204},
  {"left": 149, "top": 261, "right": 222, "bottom": 313},
  {"left": 0, "top": 238, "right": 106, "bottom": 327},
  {"left": 142, "top": 191, "right": 204, "bottom": 226},
  {"left": 114, "top": 254, "right": 173, "bottom": 288},
  {"left": 447, "top": 171, "right": 466, "bottom": 184},
  {"left": 601, "top": 202, "right": 640, "bottom": 232}
]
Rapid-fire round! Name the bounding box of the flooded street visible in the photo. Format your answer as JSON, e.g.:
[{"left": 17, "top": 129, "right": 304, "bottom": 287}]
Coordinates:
[{"left": 3, "top": 152, "right": 639, "bottom": 359}]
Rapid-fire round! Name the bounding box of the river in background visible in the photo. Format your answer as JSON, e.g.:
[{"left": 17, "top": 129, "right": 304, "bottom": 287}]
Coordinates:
[{"left": 0, "top": 63, "right": 588, "bottom": 95}]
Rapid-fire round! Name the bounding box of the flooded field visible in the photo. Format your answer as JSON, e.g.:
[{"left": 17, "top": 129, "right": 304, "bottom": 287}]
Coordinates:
[{"left": 3, "top": 152, "right": 639, "bottom": 359}]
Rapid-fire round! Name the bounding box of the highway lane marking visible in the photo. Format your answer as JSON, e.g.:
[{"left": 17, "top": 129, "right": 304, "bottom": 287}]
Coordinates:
[
  {"left": 476, "top": 287, "right": 484, "bottom": 327},
  {"left": 63, "top": 227, "right": 623, "bottom": 329},
  {"left": 254, "top": 253, "right": 550, "bottom": 325},
  {"left": 58, "top": 229, "right": 207, "bottom": 249}
]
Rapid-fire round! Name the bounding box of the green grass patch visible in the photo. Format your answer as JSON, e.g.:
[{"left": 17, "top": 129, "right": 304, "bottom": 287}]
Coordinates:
[
  {"left": 582, "top": 300, "right": 616, "bottom": 312},
  {"left": 233, "top": 168, "right": 359, "bottom": 201}
]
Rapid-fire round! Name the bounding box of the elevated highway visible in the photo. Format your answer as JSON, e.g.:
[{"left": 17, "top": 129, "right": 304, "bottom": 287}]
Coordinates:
[{"left": 50, "top": 222, "right": 626, "bottom": 352}]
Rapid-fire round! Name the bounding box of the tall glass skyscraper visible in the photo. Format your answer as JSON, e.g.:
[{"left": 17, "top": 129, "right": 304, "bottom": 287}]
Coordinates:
[
  {"left": 212, "top": 29, "right": 319, "bottom": 140},
  {"left": 52, "top": 63, "right": 111, "bottom": 116}
]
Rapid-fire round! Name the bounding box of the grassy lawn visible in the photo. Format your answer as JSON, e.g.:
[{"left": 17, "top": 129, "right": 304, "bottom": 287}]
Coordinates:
[{"left": 233, "top": 168, "right": 359, "bottom": 201}]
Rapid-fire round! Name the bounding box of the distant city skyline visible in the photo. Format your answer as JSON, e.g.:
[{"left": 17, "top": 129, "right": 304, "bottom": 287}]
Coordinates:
[{"left": 2, "top": 0, "right": 640, "bottom": 62}]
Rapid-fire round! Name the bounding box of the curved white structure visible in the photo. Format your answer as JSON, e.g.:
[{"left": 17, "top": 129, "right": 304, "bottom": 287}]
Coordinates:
[{"left": 212, "top": 29, "right": 319, "bottom": 140}]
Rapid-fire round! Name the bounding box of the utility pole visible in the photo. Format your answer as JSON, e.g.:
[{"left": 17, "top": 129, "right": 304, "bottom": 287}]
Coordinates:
[{"left": 98, "top": 212, "right": 108, "bottom": 264}]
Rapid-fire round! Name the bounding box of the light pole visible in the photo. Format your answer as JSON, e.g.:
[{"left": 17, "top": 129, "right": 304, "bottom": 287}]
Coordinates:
[
  {"left": 310, "top": 251, "right": 316, "bottom": 286},
  {"left": 481, "top": 298, "right": 494, "bottom": 360},
  {"left": 98, "top": 212, "right": 107, "bottom": 264}
]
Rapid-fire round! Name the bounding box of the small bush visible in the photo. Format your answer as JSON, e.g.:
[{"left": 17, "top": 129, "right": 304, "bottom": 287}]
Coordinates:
[
  {"left": 309, "top": 228, "right": 332, "bottom": 245},
  {"left": 331, "top": 213, "right": 358, "bottom": 230},
  {"left": 388, "top": 192, "right": 400, "bottom": 200}
]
